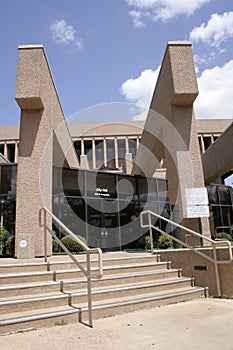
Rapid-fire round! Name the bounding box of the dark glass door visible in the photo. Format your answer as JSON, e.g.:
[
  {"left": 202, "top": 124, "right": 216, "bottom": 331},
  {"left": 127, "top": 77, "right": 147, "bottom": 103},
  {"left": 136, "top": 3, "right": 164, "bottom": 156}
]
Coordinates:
[{"left": 87, "top": 199, "right": 120, "bottom": 250}]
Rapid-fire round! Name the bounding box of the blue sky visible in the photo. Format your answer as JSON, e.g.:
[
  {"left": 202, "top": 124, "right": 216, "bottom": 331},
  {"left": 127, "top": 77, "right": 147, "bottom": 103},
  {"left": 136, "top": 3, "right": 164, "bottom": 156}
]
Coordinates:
[{"left": 0, "top": 0, "right": 233, "bottom": 126}]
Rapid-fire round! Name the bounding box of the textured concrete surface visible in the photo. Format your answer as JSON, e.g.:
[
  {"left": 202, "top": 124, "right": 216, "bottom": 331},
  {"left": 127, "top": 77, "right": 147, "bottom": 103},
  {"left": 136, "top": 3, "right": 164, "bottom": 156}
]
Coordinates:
[
  {"left": 1, "top": 299, "right": 233, "bottom": 350},
  {"left": 15, "top": 45, "right": 78, "bottom": 258},
  {"left": 133, "top": 41, "right": 211, "bottom": 240},
  {"left": 160, "top": 247, "right": 233, "bottom": 297}
]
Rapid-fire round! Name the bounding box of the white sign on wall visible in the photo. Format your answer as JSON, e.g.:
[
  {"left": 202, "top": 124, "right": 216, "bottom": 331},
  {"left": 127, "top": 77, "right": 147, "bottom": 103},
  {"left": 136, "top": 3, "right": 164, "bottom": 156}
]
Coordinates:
[
  {"left": 19, "top": 240, "right": 28, "bottom": 248},
  {"left": 185, "top": 188, "right": 209, "bottom": 218},
  {"left": 95, "top": 187, "right": 110, "bottom": 197},
  {"left": 185, "top": 188, "right": 209, "bottom": 205},
  {"left": 187, "top": 205, "right": 210, "bottom": 218}
]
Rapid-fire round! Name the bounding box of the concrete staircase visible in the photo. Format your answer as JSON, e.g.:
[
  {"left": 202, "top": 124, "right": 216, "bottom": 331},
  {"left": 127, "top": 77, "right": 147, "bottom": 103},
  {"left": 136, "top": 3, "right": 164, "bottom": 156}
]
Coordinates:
[{"left": 0, "top": 252, "right": 207, "bottom": 334}]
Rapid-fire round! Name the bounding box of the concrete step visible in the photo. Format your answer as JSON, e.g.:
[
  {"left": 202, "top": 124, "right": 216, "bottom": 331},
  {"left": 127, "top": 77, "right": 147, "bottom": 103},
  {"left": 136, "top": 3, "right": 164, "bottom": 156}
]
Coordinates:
[
  {"left": 0, "top": 287, "right": 206, "bottom": 335},
  {"left": 80, "top": 286, "right": 207, "bottom": 320},
  {"left": 0, "top": 261, "right": 49, "bottom": 274},
  {"left": 0, "top": 277, "right": 193, "bottom": 314},
  {"left": 0, "top": 270, "right": 55, "bottom": 285},
  {"left": 81, "top": 287, "right": 207, "bottom": 321},
  {"left": 55, "top": 261, "right": 170, "bottom": 281},
  {"left": 61, "top": 268, "right": 181, "bottom": 293},
  {"left": 0, "top": 280, "right": 61, "bottom": 298},
  {"left": 0, "top": 261, "right": 170, "bottom": 285},
  {"left": 0, "top": 254, "right": 161, "bottom": 274},
  {"left": 0, "top": 269, "right": 181, "bottom": 298}
]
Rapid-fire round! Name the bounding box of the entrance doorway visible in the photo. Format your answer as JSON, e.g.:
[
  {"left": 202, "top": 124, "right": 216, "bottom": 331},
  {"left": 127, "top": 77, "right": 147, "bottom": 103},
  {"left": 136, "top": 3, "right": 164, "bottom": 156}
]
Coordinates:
[{"left": 87, "top": 199, "right": 121, "bottom": 250}]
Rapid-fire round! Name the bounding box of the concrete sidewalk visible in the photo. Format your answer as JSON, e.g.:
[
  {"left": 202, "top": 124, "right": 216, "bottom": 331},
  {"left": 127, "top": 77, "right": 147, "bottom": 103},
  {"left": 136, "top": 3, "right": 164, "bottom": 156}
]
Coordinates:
[{"left": 1, "top": 298, "right": 233, "bottom": 350}]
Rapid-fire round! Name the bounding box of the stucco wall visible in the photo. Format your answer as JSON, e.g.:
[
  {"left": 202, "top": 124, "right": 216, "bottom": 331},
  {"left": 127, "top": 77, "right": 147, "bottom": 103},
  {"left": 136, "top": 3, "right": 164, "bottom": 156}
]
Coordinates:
[{"left": 160, "top": 247, "right": 233, "bottom": 297}]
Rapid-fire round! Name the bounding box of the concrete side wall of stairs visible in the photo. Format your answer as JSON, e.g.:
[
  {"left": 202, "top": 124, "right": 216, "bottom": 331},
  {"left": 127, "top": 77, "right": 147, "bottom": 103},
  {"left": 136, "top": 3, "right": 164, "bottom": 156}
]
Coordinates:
[{"left": 159, "top": 247, "right": 233, "bottom": 297}]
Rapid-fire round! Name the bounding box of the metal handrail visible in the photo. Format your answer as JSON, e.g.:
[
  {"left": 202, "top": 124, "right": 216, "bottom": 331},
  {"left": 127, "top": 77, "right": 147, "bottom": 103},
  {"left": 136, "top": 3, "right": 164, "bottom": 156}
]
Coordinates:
[
  {"left": 39, "top": 206, "right": 103, "bottom": 327},
  {"left": 140, "top": 210, "right": 233, "bottom": 297}
]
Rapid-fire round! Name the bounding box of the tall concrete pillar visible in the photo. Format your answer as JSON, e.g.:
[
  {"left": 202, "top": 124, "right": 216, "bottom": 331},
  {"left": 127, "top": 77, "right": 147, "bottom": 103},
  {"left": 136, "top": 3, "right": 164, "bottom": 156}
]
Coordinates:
[
  {"left": 133, "top": 41, "right": 211, "bottom": 240},
  {"left": 114, "top": 138, "right": 119, "bottom": 169},
  {"left": 103, "top": 138, "right": 107, "bottom": 166},
  {"left": 92, "top": 138, "right": 96, "bottom": 169},
  {"left": 125, "top": 152, "right": 133, "bottom": 174},
  {"left": 15, "top": 45, "right": 78, "bottom": 258},
  {"left": 14, "top": 142, "right": 18, "bottom": 163},
  {"left": 125, "top": 137, "right": 129, "bottom": 154},
  {"left": 4, "top": 142, "right": 7, "bottom": 160},
  {"left": 81, "top": 139, "right": 85, "bottom": 156}
]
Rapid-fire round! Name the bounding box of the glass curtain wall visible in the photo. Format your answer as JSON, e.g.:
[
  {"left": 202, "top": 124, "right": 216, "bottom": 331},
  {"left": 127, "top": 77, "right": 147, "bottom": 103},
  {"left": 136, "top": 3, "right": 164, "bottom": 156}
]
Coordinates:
[
  {"left": 53, "top": 167, "right": 171, "bottom": 250},
  {"left": 0, "top": 164, "right": 17, "bottom": 235},
  {"left": 2, "top": 164, "right": 232, "bottom": 253},
  {"left": 207, "top": 184, "right": 233, "bottom": 239}
]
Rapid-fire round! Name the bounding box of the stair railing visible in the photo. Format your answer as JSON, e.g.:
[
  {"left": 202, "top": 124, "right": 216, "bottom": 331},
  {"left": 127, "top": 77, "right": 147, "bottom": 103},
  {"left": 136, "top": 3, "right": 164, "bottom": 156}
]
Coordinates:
[
  {"left": 140, "top": 210, "right": 233, "bottom": 297},
  {"left": 39, "top": 206, "right": 103, "bottom": 327}
]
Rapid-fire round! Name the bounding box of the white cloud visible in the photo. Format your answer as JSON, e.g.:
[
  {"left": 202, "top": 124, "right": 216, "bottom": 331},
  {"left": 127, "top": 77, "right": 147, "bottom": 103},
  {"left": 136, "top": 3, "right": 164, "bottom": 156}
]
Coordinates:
[
  {"left": 121, "top": 61, "right": 233, "bottom": 120},
  {"left": 190, "top": 12, "right": 233, "bottom": 48},
  {"left": 126, "top": 0, "right": 210, "bottom": 26},
  {"left": 49, "top": 19, "right": 83, "bottom": 50},
  {"left": 131, "top": 109, "right": 149, "bottom": 120},
  {"left": 126, "top": 0, "right": 160, "bottom": 8},
  {"left": 128, "top": 10, "right": 148, "bottom": 28},
  {"left": 49, "top": 20, "right": 75, "bottom": 44},
  {"left": 194, "top": 60, "right": 233, "bottom": 119},
  {"left": 193, "top": 49, "right": 225, "bottom": 66},
  {"left": 76, "top": 38, "right": 84, "bottom": 50},
  {"left": 121, "top": 67, "right": 160, "bottom": 109}
]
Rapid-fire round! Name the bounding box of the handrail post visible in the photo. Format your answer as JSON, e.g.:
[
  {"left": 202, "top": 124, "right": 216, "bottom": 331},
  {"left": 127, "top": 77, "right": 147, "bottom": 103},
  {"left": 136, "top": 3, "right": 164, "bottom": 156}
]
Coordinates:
[
  {"left": 148, "top": 213, "right": 154, "bottom": 255},
  {"left": 86, "top": 251, "right": 93, "bottom": 327},
  {"left": 43, "top": 208, "right": 48, "bottom": 263},
  {"left": 213, "top": 244, "right": 221, "bottom": 297}
]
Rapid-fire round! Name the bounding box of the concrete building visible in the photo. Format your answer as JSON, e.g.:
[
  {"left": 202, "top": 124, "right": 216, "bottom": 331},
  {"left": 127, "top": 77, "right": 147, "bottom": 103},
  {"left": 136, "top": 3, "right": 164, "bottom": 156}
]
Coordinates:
[
  {"left": 0, "top": 119, "right": 231, "bottom": 170},
  {"left": 0, "top": 42, "right": 232, "bottom": 259}
]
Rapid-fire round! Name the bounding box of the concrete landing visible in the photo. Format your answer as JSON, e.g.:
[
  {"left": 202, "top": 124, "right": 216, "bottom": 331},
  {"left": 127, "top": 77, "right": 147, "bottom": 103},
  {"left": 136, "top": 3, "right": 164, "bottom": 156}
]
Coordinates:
[{"left": 1, "top": 298, "right": 233, "bottom": 350}]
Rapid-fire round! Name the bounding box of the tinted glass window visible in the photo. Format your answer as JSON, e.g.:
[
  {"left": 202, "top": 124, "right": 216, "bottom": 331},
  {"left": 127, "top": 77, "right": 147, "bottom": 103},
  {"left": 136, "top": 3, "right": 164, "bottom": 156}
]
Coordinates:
[
  {"left": 158, "top": 179, "right": 169, "bottom": 202},
  {"left": 118, "top": 139, "right": 125, "bottom": 159},
  {"left": 218, "top": 186, "right": 231, "bottom": 205},
  {"left": 117, "top": 175, "right": 137, "bottom": 200},
  {"left": 137, "top": 177, "right": 160, "bottom": 202},
  {"left": 86, "top": 171, "right": 116, "bottom": 198},
  {"left": 207, "top": 185, "right": 218, "bottom": 204},
  {"left": 62, "top": 168, "right": 84, "bottom": 196},
  {"left": 0, "top": 165, "right": 17, "bottom": 195},
  {"left": 129, "top": 139, "right": 137, "bottom": 159},
  {"left": 107, "top": 139, "right": 115, "bottom": 161}
]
